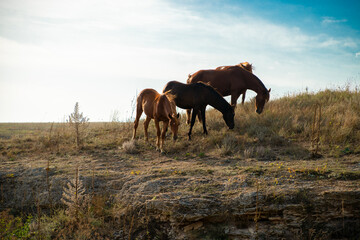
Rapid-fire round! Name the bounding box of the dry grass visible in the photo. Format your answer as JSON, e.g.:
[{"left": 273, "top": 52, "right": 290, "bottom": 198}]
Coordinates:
[
  {"left": 0, "top": 86, "right": 359, "bottom": 239},
  {"left": 1, "top": 87, "right": 358, "bottom": 157}
]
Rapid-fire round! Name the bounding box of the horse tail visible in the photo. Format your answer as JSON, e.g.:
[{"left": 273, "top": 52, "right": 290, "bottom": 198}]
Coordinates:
[
  {"left": 133, "top": 91, "right": 145, "bottom": 139},
  {"left": 136, "top": 91, "right": 144, "bottom": 112},
  {"left": 134, "top": 91, "right": 145, "bottom": 121}
]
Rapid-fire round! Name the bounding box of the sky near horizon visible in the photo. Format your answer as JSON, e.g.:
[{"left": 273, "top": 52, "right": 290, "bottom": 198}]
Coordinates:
[{"left": 1, "top": 0, "right": 359, "bottom": 122}]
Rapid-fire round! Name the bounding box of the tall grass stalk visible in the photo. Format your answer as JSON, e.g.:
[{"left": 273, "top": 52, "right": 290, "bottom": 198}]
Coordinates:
[
  {"left": 68, "top": 102, "right": 89, "bottom": 149},
  {"left": 311, "top": 104, "right": 322, "bottom": 156},
  {"left": 46, "top": 159, "right": 52, "bottom": 209},
  {"left": 254, "top": 180, "right": 261, "bottom": 240}
]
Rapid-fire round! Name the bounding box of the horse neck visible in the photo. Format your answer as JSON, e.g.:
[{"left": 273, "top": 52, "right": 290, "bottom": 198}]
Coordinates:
[
  {"left": 245, "top": 73, "right": 267, "bottom": 95},
  {"left": 206, "top": 88, "right": 230, "bottom": 114}
]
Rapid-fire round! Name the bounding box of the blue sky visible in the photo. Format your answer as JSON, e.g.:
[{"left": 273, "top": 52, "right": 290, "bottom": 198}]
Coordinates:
[{"left": 0, "top": 0, "right": 359, "bottom": 122}]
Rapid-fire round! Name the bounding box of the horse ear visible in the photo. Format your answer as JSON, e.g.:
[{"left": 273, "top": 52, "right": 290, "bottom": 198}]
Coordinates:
[
  {"left": 268, "top": 88, "right": 271, "bottom": 93},
  {"left": 168, "top": 113, "right": 173, "bottom": 119},
  {"left": 177, "top": 113, "right": 180, "bottom": 119}
]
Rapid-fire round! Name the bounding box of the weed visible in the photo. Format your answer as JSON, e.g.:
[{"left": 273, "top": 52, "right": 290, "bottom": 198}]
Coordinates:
[
  {"left": 0, "top": 210, "right": 33, "bottom": 239},
  {"left": 198, "top": 152, "right": 205, "bottom": 158},
  {"left": 122, "top": 139, "right": 137, "bottom": 154},
  {"left": 244, "top": 147, "right": 253, "bottom": 159},
  {"left": 311, "top": 104, "right": 322, "bottom": 157},
  {"left": 68, "top": 102, "right": 89, "bottom": 149},
  {"left": 217, "top": 134, "right": 238, "bottom": 156},
  {"left": 61, "top": 167, "right": 88, "bottom": 218}
]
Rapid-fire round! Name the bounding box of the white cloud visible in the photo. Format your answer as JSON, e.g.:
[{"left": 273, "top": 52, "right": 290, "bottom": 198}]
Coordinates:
[
  {"left": 322, "top": 17, "right": 348, "bottom": 25},
  {"left": 356, "top": 52, "right": 360, "bottom": 58}
]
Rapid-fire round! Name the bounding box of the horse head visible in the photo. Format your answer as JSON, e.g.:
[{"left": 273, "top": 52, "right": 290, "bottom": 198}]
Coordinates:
[
  {"left": 255, "top": 88, "right": 271, "bottom": 114},
  {"left": 223, "top": 107, "right": 235, "bottom": 129},
  {"left": 169, "top": 113, "right": 180, "bottom": 140}
]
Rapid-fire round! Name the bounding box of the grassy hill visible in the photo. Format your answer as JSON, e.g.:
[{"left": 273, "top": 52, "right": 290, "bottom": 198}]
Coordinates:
[{"left": 0, "top": 87, "right": 359, "bottom": 239}]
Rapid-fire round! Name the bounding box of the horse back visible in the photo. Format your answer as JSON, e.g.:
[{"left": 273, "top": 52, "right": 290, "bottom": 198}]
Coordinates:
[
  {"left": 162, "top": 81, "right": 206, "bottom": 109},
  {"left": 188, "top": 70, "right": 233, "bottom": 96},
  {"left": 137, "top": 89, "right": 159, "bottom": 118}
]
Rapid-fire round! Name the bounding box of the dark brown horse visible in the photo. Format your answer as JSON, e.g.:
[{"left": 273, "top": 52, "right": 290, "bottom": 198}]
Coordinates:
[
  {"left": 186, "top": 65, "right": 270, "bottom": 124},
  {"left": 132, "top": 88, "right": 180, "bottom": 153},
  {"left": 163, "top": 81, "right": 234, "bottom": 140}
]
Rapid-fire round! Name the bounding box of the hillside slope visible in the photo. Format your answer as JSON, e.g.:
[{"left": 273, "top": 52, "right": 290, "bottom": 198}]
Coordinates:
[{"left": 1, "top": 88, "right": 359, "bottom": 239}]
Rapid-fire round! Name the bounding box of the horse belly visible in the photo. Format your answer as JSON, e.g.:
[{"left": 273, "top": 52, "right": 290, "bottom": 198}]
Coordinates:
[
  {"left": 174, "top": 92, "right": 199, "bottom": 110},
  {"left": 208, "top": 80, "right": 231, "bottom": 96},
  {"left": 174, "top": 101, "right": 193, "bottom": 110}
]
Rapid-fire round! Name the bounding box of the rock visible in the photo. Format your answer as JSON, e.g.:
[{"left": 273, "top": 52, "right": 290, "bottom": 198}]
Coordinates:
[{"left": 183, "top": 221, "right": 203, "bottom": 232}]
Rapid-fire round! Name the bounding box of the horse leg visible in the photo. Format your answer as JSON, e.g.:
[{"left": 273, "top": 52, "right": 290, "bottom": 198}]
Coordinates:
[
  {"left": 154, "top": 119, "right": 161, "bottom": 151},
  {"left": 188, "top": 108, "right": 198, "bottom": 140},
  {"left": 186, "top": 109, "right": 192, "bottom": 125},
  {"left": 241, "top": 90, "right": 246, "bottom": 105},
  {"left": 143, "top": 116, "right": 151, "bottom": 142},
  {"left": 200, "top": 106, "right": 208, "bottom": 135},
  {"left": 231, "top": 92, "right": 241, "bottom": 110},
  {"left": 160, "top": 121, "right": 169, "bottom": 153},
  {"left": 197, "top": 110, "right": 202, "bottom": 123},
  {"left": 132, "top": 105, "right": 143, "bottom": 140},
  {"left": 188, "top": 109, "right": 201, "bottom": 123}
]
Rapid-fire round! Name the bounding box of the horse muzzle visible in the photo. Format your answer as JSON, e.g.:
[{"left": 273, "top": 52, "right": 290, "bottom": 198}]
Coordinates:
[
  {"left": 173, "top": 135, "right": 178, "bottom": 141},
  {"left": 256, "top": 108, "right": 263, "bottom": 114}
]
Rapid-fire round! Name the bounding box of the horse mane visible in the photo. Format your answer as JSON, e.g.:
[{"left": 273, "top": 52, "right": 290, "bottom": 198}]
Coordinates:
[
  {"left": 195, "top": 82, "right": 232, "bottom": 110},
  {"left": 163, "top": 90, "right": 176, "bottom": 102},
  {"left": 196, "top": 82, "right": 220, "bottom": 94},
  {"left": 237, "top": 62, "right": 254, "bottom": 73}
]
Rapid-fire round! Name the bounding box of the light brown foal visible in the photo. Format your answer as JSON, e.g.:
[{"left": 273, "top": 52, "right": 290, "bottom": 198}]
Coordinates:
[{"left": 132, "top": 88, "right": 180, "bottom": 153}]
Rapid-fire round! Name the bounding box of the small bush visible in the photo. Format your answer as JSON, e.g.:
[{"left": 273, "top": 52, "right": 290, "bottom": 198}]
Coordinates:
[
  {"left": 122, "top": 140, "right": 137, "bottom": 154},
  {"left": 244, "top": 147, "right": 253, "bottom": 159},
  {"left": 217, "top": 134, "right": 238, "bottom": 156}
]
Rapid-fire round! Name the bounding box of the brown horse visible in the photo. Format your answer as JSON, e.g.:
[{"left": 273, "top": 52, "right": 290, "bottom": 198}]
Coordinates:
[
  {"left": 163, "top": 81, "right": 234, "bottom": 140},
  {"left": 214, "top": 62, "right": 254, "bottom": 105},
  {"left": 186, "top": 65, "right": 270, "bottom": 124},
  {"left": 187, "top": 62, "right": 253, "bottom": 105},
  {"left": 132, "top": 88, "right": 180, "bottom": 153}
]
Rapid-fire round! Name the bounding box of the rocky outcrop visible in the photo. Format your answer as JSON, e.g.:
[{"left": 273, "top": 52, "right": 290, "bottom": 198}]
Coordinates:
[
  {"left": 134, "top": 189, "right": 360, "bottom": 239},
  {"left": 1, "top": 157, "right": 359, "bottom": 239}
]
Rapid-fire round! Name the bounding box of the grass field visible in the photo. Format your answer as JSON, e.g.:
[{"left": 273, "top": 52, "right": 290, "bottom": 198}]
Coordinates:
[{"left": 1, "top": 87, "right": 360, "bottom": 239}]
